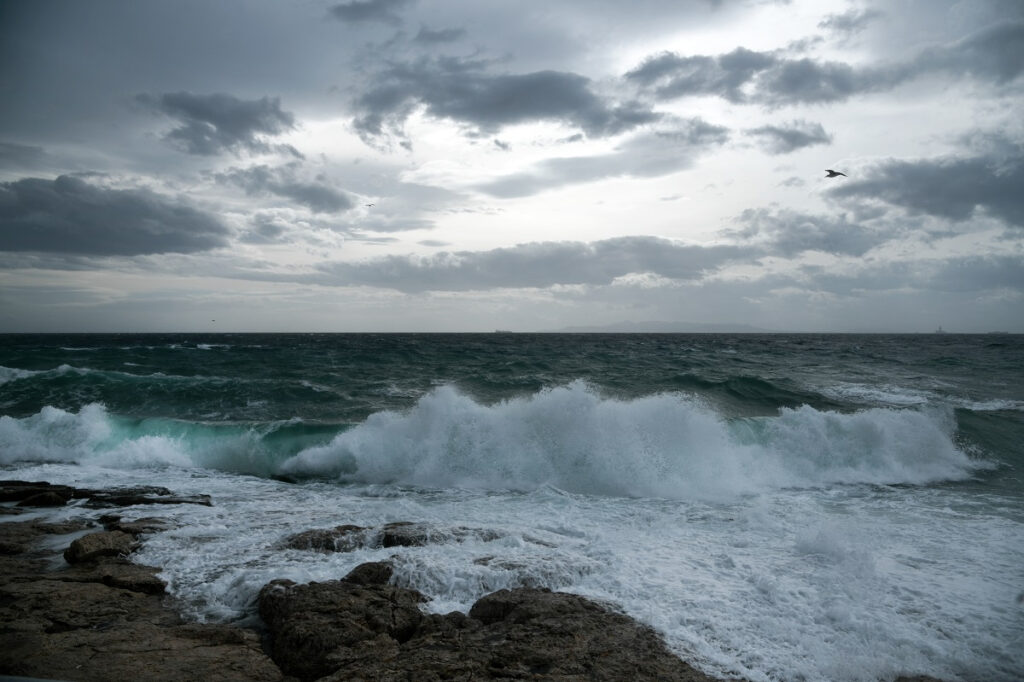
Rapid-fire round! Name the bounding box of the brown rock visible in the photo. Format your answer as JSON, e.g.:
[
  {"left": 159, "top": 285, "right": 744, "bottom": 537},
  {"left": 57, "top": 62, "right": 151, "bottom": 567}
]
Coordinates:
[
  {"left": 258, "top": 562, "right": 720, "bottom": 682},
  {"left": 0, "top": 486, "right": 284, "bottom": 682},
  {"left": 63, "top": 530, "right": 139, "bottom": 564},
  {"left": 283, "top": 520, "right": 502, "bottom": 553},
  {"left": 258, "top": 566, "right": 427, "bottom": 681},
  {"left": 104, "top": 516, "right": 175, "bottom": 536}
]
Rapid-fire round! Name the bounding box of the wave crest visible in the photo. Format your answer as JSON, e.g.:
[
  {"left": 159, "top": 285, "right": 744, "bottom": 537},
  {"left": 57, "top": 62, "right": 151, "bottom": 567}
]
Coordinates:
[{"left": 281, "top": 381, "right": 981, "bottom": 499}]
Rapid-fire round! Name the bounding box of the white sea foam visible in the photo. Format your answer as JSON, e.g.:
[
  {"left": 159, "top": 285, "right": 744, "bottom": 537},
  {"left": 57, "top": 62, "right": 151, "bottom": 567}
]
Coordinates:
[
  {"left": 6, "top": 462, "right": 1019, "bottom": 682},
  {"left": 0, "top": 404, "right": 278, "bottom": 474},
  {"left": 1, "top": 382, "right": 984, "bottom": 497},
  {"left": 0, "top": 365, "right": 40, "bottom": 386},
  {"left": 281, "top": 381, "right": 981, "bottom": 498}
]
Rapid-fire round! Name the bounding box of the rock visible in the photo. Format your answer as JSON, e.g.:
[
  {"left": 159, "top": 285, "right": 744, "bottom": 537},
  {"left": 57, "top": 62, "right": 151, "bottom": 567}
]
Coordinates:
[
  {"left": 340, "top": 560, "right": 394, "bottom": 586},
  {"left": 58, "top": 560, "right": 168, "bottom": 595},
  {"left": 63, "top": 530, "right": 139, "bottom": 564},
  {"left": 258, "top": 564, "right": 427, "bottom": 681},
  {"left": 0, "top": 519, "right": 90, "bottom": 561},
  {"left": 102, "top": 515, "right": 175, "bottom": 536},
  {"left": 77, "top": 486, "right": 213, "bottom": 507},
  {"left": 0, "top": 485, "right": 284, "bottom": 682},
  {"left": 0, "top": 480, "right": 75, "bottom": 503},
  {"left": 258, "top": 562, "right": 720, "bottom": 682},
  {"left": 15, "top": 491, "right": 69, "bottom": 507},
  {"left": 285, "top": 523, "right": 366, "bottom": 552},
  {"left": 0, "top": 480, "right": 212, "bottom": 508},
  {"left": 283, "top": 520, "right": 502, "bottom": 553}
]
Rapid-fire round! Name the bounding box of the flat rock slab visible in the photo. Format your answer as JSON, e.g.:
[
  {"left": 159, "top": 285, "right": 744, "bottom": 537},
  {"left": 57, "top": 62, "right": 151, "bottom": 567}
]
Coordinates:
[
  {"left": 0, "top": 484, "right": 284, "bottom": 682},
  {"left": 0, "top": 480, "right": 212, "bottom": 508}
]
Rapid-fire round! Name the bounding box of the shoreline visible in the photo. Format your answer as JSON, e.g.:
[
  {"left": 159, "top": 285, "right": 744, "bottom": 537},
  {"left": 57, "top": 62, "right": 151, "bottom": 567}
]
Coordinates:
[{"left": 0, "top": 480, "right": 945, "bottom": 682}]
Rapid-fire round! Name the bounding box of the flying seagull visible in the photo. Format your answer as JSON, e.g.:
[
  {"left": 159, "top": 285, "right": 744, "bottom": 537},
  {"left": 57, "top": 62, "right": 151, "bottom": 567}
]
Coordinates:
[
  {"left": 365, "top": 203, "right": 375, "bottom": 207},
  {"left": 824, "top": 169, "right": 847, "bottom": 178}
]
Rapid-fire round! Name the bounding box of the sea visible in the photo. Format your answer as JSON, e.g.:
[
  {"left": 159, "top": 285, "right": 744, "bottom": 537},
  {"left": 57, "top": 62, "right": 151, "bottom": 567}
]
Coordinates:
[{"left": 1, "top": 333, "right": 1022, "bottom": 682}]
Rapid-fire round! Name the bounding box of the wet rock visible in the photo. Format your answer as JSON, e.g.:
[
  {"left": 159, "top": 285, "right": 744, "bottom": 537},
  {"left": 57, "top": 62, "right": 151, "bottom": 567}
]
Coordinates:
[
  {"left": 283, "top": 520, "right": 502, "bottom": 553},
  {"left": 58, "top": 560, "right": 168, "bottom": 595},
  {"left": 340, "top": 560, "right": 394, "bottom": 586},
  {"left": 77, "top": 486, "right": 213, "bottom": 507},
  {"left": 101, "top": 515, "right": 175, "bottom": 536},
  {"left": 15, "top": 491, "right": 69, "bottom": 507},
  {"left": 63, "top": 530, "right": 139, "bottom": 564},
  {"left": 0, "top": 480, "right": 75, "bottom": 503},
  {"left": 258, "top": 562, "right": 720, "bottom": 682},
  {"left": 0, "top": 486, "right": 284, "bottom": 682},
  {"left": 0, "top": 480, "right": 212, "bottom": 508},
  {"left": 258, "top": 564, "right": 427, "bottom": 681}
]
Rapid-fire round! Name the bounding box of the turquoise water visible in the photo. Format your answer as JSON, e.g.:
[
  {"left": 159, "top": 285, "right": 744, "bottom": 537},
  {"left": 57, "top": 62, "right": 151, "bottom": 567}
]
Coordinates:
[{"left": 2, "top": 333, "right": 1022, "bottom": 681}]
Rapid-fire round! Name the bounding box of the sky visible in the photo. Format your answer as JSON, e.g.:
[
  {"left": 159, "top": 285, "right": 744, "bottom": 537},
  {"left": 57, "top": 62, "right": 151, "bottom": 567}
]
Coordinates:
[{"left": 1, "top": 0, "right": 1022, "bottom": 333}]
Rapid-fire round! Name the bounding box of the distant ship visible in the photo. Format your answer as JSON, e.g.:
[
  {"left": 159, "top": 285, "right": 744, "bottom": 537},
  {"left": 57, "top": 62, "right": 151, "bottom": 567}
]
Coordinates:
[
  {"left": 934, "top": 326, "right": 947, "bottom": 334},
  {"left": 494, "top": 329, "right": 514, "bottom": 334}
]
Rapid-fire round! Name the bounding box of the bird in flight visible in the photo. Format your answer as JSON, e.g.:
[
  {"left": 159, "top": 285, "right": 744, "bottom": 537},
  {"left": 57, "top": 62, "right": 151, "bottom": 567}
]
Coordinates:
[
  {"left": 825, "top": 169, "right": 847, "bottom": 178},
  {"left": 365, "top": 203, "right": 375, "bottom": 207}
]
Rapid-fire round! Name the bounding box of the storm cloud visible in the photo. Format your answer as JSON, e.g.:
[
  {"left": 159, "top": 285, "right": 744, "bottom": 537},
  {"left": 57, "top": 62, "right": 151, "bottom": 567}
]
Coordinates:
[
  {"left": 137, "top": 92, "right": 297, "bottom": 156},
  {"left": 312, "top": 236, "right": 752, "bottom": 292},
  {"left": 746, "top": 120, "right": 832, "bottom": 154},
  {"left": 625, "top": 20, "right": 1024, "bottom": 106},
  {"left": 728, "top": 207, "right": 891, "bottom": 257},
  {"left": 827, "top": 152, "right": 1024, "bottom": 228},
  {"left": 0, "top": 175, "right": 230, "bottom": 255},
  {"left": 352, "top": 56, "right": 660, "bottom": 144},
  {"left": 329, "top": 0, "right": 414, "bottom": 26},
  {"left": 216, "top": 164, "right": 353, "bottom": 214}
]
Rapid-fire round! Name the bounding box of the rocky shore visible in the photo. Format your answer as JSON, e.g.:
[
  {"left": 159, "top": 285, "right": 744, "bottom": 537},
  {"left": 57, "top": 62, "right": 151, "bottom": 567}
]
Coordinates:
[{"left": 0, "top": 480, "right": 944, "bottom": 682}]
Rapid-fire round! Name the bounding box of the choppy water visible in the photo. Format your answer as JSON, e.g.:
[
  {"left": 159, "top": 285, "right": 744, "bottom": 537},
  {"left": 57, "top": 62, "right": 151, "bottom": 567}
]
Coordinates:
[{"left": 2, "top": 333, "right": 1022, "bottom": 681}]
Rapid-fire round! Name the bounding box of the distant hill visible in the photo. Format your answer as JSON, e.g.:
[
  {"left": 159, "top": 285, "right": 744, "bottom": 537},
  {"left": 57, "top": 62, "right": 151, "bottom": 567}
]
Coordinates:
[{"left": 542, "top": 320, "right": 776, "bottom": 333}]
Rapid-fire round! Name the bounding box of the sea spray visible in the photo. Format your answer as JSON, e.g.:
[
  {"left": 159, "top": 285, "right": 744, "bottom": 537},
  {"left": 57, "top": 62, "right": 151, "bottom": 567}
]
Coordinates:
[{"left": 280, "top": 381, "right": 981, "bottom": 498}]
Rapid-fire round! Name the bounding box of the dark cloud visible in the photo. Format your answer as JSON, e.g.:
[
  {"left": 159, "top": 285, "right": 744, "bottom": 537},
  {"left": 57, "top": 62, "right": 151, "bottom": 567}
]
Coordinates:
[
  {"left": 826, "top": 152, "right": 1024, "bottom": 228},
  {"left": 728, "top": 207, "right": 888, "bottom": 257},
  {"left": 747, "top": 119, "right": 832, "bottom": 154},
  {"left": 911, "top": 20, "right": 1024, "bottom": 83},
  {"left": 626, "top": 20, "right": 1024, "bottom": 106},
  {"left": 925, "top": 254, "right": 1024, "bottom": 292},
  {"left": 0, "top": 142, "right": 51, "bottom": 171},
  {"left": 216, "top": 164, "right": 353, "bottom": 213},
  {"left": 353, "top": 56, "right": 660, "bottom": 144},
  {"left": 817, "top": 8, "right": 883, "bottom": 37},
  {"left": 414, "top": 26, "right": 466, "bottom": 44},
  {"left": 329, "top": 0, "right": 414, "bottom": 26},
  {"left": 0, "top": 175, "right": 230, "bottom": 255},
  {"left": 137, "top": 92, "right": 296, "bottom": 156},
  {"left": 794, "top": 253, "right": 1024, "bottom": 297},
  {"left": 311, "top": 236, "right": 751, "bottom": 292},
  {"left": 240, "top": 214, "right": 290, "bottom": 244},
  {"left": 625, "top": 48, "right": 776, "bottom": 103},
  {"left": 476, "top": 119, "right": 729, "bottom": 198}
]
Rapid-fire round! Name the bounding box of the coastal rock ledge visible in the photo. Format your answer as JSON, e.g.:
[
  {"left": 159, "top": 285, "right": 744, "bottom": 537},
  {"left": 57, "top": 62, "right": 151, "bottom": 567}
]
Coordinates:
[
  {"left": 259, "top": 560, "right": 718, "bottom": 681},
  {"left": 1, "top": 480, "right": 948, "bottom": 682}
]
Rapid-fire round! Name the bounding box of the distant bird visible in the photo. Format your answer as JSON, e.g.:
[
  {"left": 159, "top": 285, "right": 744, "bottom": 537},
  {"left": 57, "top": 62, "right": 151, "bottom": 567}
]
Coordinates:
[
  {"left": 365, "top": 203, "right": 375, "bottom": 207},
  {"left": 824, "top": 169, "right": 847, "bottom": 178}
]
